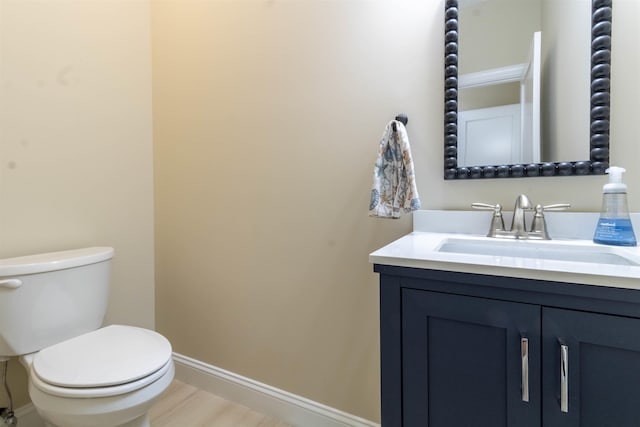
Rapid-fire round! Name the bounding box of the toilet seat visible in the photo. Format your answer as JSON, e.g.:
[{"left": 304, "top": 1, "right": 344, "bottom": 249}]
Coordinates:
[
  {"left": 30, "top": 357, "right": 173, "bottom": 398},
  {"left": 30, "top": 324, "right": 172, "bottom": 398}
]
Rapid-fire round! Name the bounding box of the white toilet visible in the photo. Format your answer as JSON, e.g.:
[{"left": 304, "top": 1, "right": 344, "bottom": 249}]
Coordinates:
[{"left": 0, "top": 247, "right": 174, "bottom": 427}]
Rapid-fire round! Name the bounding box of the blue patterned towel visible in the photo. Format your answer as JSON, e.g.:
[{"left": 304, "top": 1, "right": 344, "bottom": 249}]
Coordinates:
[{"left": 369, "top": 120, "right": 421, "bottom": 219}]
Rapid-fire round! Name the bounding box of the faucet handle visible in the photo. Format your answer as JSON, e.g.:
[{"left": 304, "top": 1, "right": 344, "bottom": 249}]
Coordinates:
[
  {"left": 471, "top": 202, "right": 501, "bottom": 212},
  {"left": 472, "top": 202, "right": 506, "bottom": 236},
  {"left": 541, "top": 203, "right": 571, "bottom": 211},
  {"left": 530, "top": 203, "right": 571, "bottom": 239}
]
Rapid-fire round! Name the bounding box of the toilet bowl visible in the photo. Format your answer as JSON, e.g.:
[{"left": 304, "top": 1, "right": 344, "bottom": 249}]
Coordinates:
[
  {"left": 0, "top": 247, "right": 174, "bottom": 427},
  {"left": 21, "top": 325, "right": 174, "bottom": 427}
]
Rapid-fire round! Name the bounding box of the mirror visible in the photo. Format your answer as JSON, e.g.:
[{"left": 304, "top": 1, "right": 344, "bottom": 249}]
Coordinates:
[{"left": 444, "top": 0, "right": 612, "bottom": 179}]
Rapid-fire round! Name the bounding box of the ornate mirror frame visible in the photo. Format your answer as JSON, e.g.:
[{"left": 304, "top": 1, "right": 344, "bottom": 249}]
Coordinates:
[{"left": 444, "top": 0, "right": 612, "bottom": 179}]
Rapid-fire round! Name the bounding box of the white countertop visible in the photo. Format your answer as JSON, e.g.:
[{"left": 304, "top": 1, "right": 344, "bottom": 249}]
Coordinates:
[{"left": 369, "top": 210, "right": 640, "bottom": 290}]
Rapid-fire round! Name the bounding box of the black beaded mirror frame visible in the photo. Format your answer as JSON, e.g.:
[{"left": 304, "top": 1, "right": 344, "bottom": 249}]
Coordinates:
[{"left": 444, "top": 0, "right": 612, "bottom": 179}]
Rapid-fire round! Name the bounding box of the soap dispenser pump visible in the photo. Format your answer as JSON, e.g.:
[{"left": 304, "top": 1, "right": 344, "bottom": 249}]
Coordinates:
[{"left": 593, "top": 166, "right": 637, "bottom": 246}]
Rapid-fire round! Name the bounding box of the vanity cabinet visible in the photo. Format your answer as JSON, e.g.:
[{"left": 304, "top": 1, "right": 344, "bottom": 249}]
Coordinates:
[{"left": 376, "top": 265, "right": 640, "bottom": 427}]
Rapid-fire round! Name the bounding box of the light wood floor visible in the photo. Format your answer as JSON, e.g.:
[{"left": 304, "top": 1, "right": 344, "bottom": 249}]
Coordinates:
[{"left": 149, "top": 380, "right": 292, "bottom": 427}]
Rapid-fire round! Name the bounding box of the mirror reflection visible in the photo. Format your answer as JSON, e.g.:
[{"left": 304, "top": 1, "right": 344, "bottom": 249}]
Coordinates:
[
  {"left": 445, "top": 0, "right": 611, "bottom": 178},
  {"left": 457, "top": 0, "right": 591, "bottom": 167}
]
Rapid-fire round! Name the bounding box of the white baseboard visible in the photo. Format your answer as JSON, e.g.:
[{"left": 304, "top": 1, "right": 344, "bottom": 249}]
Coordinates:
[{"left": 173, "top": 353, "right": 380, "bottom": 427}]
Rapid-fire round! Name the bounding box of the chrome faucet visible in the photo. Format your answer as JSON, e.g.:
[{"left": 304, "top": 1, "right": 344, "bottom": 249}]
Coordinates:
[
  {"left": 472, "top": 194, "right": 570, "bottom": 240},
  {"left": 510, "top": 194, "right": 533, "bottom": 239}
]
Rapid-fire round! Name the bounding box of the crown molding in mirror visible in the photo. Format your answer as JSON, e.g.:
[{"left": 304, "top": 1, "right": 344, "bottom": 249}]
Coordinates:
[{"left": 444, "top": 0, "right": 611, "bottom": 179}]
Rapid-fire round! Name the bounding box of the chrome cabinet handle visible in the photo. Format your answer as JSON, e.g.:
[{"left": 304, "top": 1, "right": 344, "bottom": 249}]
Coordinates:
[
  {"left": 560, "top": 344, "right": 569, "bottom": 413},
  {"left": 521, "top": 337, "right": 529, "bottom": 402}
]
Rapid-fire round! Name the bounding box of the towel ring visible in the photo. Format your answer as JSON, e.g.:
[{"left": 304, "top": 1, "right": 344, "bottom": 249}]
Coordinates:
[{"left": 392, "top": 114, "right": 408, "bottom": 131}]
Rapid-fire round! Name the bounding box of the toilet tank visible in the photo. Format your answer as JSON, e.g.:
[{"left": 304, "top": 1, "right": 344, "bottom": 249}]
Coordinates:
[{"left": 0, "top": 247, "right": 114, "bottom": 356}]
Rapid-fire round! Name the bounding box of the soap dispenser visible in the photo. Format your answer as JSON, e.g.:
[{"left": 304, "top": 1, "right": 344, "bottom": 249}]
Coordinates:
[{"left": 593, "top": 166, "right": 637, "bottom": 246}]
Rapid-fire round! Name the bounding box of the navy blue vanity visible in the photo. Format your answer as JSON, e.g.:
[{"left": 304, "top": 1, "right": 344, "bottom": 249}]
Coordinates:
[{"left": 371, "top": 211, "right": 640, "bottom": 427}]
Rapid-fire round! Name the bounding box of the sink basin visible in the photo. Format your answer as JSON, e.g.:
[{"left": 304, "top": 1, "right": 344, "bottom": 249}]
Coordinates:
[
  {"left": 370, "top": 211, "right": 640, "bottom": 284},
  {"left": 437, "top": 237, "right": 640, "bottom": 267}
]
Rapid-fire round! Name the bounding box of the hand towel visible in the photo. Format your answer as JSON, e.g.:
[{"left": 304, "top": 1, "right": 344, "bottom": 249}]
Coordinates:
[{"left": 369, "top": 120, "right": 421, "bottom": 218}]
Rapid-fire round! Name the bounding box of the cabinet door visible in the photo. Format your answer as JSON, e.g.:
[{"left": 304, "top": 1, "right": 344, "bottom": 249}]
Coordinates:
[
  {"left": 402, "top": 289, "right": 541, "bottom": 427},
  {"left": 543, "top": 308, "right": 640, "bottom": 427}
]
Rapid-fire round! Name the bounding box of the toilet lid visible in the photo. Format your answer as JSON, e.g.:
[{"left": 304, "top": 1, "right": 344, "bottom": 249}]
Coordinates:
[{"left": 32, "top": 325, "right": 172, "bottom": 388}]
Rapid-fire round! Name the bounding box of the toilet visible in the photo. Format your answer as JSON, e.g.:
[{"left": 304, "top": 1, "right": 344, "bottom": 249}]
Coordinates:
[{"left": 0, "top": 247, "right": 174, "bottom": 427}]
